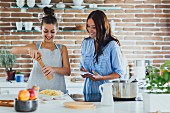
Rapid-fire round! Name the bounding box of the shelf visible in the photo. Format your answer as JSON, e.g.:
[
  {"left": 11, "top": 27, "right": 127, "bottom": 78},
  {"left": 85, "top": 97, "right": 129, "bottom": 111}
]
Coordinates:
[
  {"left": 11, "top": 30, "right": 86, "bottom": 32},
  {"left": 11, "top": 6, "right": 121, "bottom": 10}
]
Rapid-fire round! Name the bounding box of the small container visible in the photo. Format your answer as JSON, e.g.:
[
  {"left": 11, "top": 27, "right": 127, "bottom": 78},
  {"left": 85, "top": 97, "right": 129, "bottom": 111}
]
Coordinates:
[
  {"left": 14, "top": 99, "right": 38, "bottom": 112},
  {"left": 15, "top": 74, "right": 24, "bottom": 82},
  {"left": 56, "top": 2, "right": 65, "bottom": 8}
]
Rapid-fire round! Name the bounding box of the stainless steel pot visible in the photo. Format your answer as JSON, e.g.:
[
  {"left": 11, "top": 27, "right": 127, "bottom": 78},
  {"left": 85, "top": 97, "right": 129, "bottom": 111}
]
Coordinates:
[{"left": 112, "top": 79, "right": 138, "bottom": 98}]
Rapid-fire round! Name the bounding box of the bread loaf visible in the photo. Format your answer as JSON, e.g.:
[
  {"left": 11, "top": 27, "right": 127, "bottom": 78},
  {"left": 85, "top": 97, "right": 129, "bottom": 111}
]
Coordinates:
[{"left": 37, "top": 56, "right": 53, "bottom": 80}]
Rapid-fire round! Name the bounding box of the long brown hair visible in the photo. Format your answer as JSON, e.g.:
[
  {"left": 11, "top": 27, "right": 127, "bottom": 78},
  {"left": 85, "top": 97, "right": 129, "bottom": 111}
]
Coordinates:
[{"left": 86, "top": 10, "right": 120, "bottom": 62}]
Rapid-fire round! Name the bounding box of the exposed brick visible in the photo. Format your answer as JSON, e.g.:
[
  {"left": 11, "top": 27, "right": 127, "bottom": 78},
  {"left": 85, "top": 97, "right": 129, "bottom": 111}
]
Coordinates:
[
  {"left": 142, "top": 19, "right": 159, "bottom": 22},
  {"left": 0, "top": 13, "right": 10, "bottom": 17},
  {"left": 156, "top": 42, "right": 170, "bottom": 45},
  {"left": 1, "top": 1, "right": 170, "bottom": 76},
  {"left": 155, "top": 5, "right": 170, "bottom": 9},
  {"left": 135, "top": 14, "right": 154, "bottom": 18},
  {"left": 145, "top": 55, "right": 163, "bottom": 58},
  {"left": 136, "top": 42, "right": 154, "bottom": 45},
  {"left": 125, "top": 10, "right": 143, "bottom": 13},
  {"left": 143, "top": 47, "right": 161, "bottom": 50},
  {"left": 11, "top": 13, "right": 33, "bottom": 17},
  {"left": 144, "top": 10, "right": 162, "bottom": 13},
  {"left": 122, "top": 19, "right": 141, "bottom": 22},
  {"left": 142, "top": 28, "right": 160, "bottom": 31},
  {"left": 135, "top": 5, "right": 154, "bottom": 9}
]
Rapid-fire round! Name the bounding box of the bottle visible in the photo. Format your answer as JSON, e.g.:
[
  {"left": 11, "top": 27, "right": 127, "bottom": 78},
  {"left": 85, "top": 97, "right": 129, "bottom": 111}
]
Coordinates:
[{"left": 145, "top": 63, "right": 149, "bottom": 75}]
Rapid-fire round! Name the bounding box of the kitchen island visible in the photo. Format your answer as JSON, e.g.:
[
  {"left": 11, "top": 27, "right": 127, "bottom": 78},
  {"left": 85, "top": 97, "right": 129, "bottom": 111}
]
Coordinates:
[{"left": 0, "top": 94, "right": 145, "bottom": 113}]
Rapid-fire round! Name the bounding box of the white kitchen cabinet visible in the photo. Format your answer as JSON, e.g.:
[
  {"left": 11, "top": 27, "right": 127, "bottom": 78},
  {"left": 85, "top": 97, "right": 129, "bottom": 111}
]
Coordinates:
[
  {"left": 65, "top": 76, "right": 84, "bottom": 95},
  {"left": 0, "top": 88, "right": 26, "bottom": 94},
  {"left": 0, "top": 77, "right": 27, "bottom": 95}
]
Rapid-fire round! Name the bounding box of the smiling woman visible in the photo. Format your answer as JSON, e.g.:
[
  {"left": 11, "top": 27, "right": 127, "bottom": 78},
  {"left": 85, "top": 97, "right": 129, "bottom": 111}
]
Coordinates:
[{"left": 10, "top": 7, "right": 71, "bottom": 93}]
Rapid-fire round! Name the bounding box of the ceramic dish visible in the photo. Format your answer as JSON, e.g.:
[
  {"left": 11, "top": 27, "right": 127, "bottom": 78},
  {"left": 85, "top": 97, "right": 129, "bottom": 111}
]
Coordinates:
[
  {"left": 37, "top": 4, "right": 53, "bottom": 8},
  {"left": 70, "top": 6, "right": 85, "bottom": 9}
]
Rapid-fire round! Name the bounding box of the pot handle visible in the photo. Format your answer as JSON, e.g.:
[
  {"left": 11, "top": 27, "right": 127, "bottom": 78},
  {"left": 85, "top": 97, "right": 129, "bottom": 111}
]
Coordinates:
[{"left": 99, "top": 84, "right": 103, "bottom": 96}]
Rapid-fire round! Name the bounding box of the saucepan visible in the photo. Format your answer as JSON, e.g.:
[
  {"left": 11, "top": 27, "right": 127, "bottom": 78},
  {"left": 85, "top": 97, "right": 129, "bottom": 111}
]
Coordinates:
[{"left": 112, "top": 79, "right": 138, "bottom": 99}]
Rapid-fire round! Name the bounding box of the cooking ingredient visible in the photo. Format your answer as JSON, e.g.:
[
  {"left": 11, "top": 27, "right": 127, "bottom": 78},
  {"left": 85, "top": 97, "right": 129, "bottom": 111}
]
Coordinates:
[
  {"left": 39, "top": 89, "right": 63, "bottom": 96},
  {"left": 18, "top": 90, "right": 30, "bottom": 101},
  {"left": 27, "top": 89, "right": 37, "bottom": 100},
  {"left": 32, "top": 85, "right": 39, "bottom": 92}
]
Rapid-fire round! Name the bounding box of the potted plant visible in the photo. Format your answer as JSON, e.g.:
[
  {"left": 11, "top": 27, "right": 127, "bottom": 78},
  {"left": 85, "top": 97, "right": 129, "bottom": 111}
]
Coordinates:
[
  {"left": 0, "top": 49, "right": 16, "bottom": 80},
  {"left": 143, "top": 61, "right": 170, "bottom": 112}
]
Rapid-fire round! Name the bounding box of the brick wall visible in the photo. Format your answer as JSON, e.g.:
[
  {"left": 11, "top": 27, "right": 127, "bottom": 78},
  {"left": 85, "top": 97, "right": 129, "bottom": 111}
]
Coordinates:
[{"left": 0, "top": 0, "right": 170, "bottom": 77}]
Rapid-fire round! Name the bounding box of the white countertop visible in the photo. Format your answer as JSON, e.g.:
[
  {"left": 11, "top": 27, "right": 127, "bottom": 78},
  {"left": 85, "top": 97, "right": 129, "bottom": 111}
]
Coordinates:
[
  {"left": 0, "top": 77, "right": 84, "bottom": 88},
  {"left": 0, "top": 77, "right": 27, "bottom": 88},
  {"left": 0, "top": 94, "right": 144, "bottom": 113}
]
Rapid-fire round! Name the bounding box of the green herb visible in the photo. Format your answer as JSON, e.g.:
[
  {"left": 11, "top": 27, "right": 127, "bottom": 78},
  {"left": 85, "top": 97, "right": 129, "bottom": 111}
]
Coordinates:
[
  {"left": 146, "top": 61, "right": 170, "bottom": 93},
  {"left": 0, "top": 49, "right": 16, "bottom": 71}
]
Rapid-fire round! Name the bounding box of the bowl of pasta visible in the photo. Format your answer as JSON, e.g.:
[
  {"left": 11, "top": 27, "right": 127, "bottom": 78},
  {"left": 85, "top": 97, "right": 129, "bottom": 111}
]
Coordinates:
[{"left": 39, "top": 89, "right": 64, "bottom": 101}]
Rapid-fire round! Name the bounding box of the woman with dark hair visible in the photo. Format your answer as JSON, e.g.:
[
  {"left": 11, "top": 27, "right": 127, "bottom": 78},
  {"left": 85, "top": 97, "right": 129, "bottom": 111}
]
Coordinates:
[
  {"left": 80, "top": 10, "right": 123, "bottom": 94},
  {"left": 11, "top": 7, "right": 70, "bottom": 93}
]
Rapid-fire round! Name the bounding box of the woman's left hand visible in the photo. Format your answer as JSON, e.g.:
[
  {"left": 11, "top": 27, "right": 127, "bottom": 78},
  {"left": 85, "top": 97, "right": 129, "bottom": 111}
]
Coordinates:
[
  {"left": 87, "top": 71, "right": 103, "bottom": 81},
  {"left": 42, "top": 66, "right": 55, "bottom": 77}
]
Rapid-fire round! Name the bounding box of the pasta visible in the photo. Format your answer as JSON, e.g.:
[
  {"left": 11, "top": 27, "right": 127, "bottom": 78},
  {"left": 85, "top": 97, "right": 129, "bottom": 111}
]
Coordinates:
[{"left": 39, "top": 89, "right": 64, "bottom": 96}]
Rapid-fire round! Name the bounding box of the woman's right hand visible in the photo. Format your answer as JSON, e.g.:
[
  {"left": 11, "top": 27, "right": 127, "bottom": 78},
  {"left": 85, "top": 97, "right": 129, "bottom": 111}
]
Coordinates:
[
  {"left": 80, "top": 68, "right": 88, "bottom": 78},
  {"left": 27, "top": 48, "right": 42, "bottom": 60}
]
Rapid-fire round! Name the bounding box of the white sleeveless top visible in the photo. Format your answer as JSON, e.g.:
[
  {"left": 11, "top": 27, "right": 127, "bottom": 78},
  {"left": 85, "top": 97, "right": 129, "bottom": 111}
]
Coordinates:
[{"left": 27, "top": 43, "right": 66, "bottom": 93}]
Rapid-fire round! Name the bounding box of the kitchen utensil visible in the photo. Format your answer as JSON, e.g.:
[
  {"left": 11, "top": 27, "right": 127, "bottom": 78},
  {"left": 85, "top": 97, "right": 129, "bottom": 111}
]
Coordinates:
[
  {"left": 99, "top": 83, "right": 113, "bottom": 106},
  {"left": 24, "top": 22, "right": 33, "bottom": 30},
  {"left": 41, "top": 0, "right": 51, "bottom": 5},
  {"left": 0, "top": 100, "right": 14, "bottom": 107},
  {"left": 16, "top": 0, "right": 25, "bottom": 8},
  {"left": 72, "top": 0, "right": 83, "bottom": 6},
  {"left": 37, "top": 56, "right": 53, "bottom": 80},
  {"left": 134, "top": 60, "right": 146, "bottom": 79},
  {"left": 16, "top": 22, "right": 23, "bottom": 30},
  {"left": 112, "top": 79, "right": 138, "bottom": 99},
  {"left": 56, "top": 2, "right": 65, "bottom": 8},
  {"left": 15, "top": 99, "right": 38, "bottom": 112},
  {"left": 15, "top": 74, "right": 24, "bottom": 82},
  {"left": 64, "top": 102, "right": 96, "bottom": 109},
  {"left": 27, "top": 0, "right": 35, "bottom": 7}
]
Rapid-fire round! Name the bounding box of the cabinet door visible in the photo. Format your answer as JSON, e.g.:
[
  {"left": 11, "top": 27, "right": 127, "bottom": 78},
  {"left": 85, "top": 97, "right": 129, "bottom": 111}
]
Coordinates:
[
  {"left": 67, "top": 87, "right": 83, "bottom": 95},
  {"left": 0, "top": 88, "right": 26, "bottom": 94}
]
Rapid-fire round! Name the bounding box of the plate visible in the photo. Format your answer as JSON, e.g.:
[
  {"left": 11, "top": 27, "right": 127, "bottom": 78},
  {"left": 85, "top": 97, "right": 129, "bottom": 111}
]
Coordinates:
[
  {"left": 70, "top": 6, "right": 85, "bottom": 9},
  {"left": 38, "top": 94, "right": 65, "bottom": 101},
  {"left": 37, "top": 4, "right": 53, "bottom": 8}
]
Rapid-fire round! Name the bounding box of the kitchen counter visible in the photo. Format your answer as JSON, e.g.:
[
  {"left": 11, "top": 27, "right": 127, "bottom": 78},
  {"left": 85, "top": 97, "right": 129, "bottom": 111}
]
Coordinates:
[
  {"left": 0, "top": 94, "right": 144, "bottom": 113},
  {"left": 0, "top": 77, "right": 84, "bottom": 94},
  {"left": 0, "top": 77, "right": 27, "bottom": 88}
]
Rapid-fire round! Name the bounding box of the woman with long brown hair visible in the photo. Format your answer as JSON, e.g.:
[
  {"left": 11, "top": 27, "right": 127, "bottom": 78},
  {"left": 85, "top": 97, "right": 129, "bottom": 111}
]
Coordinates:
[{"left": 80, "top": 10, "right": 123, "bottom": 94}]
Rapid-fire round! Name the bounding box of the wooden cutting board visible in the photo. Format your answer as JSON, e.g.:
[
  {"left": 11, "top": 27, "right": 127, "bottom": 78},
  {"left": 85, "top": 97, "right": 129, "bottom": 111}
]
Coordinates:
[
  {"left": 0, "top": 100, "right": 14, "bottom": 107},
  {"left": 64, "top": 102, "right": 96, "bottom": 109}
]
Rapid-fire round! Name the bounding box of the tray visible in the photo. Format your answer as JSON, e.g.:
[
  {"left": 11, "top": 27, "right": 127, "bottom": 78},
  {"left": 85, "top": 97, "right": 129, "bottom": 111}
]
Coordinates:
[{"left": 64, "top": 102, "right": 96, "bottom": 109}]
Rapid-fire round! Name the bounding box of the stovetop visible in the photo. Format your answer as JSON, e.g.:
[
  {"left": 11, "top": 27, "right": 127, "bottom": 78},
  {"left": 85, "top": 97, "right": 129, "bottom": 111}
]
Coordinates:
[{"left": 71, "top": 93, "right": 140, "bottom": 102}]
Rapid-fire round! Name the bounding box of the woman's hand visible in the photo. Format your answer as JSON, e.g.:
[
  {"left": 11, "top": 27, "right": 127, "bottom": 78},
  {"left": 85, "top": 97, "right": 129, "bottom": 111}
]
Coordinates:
[
  {"left": 42, "top": 66, "right": 55, "bottom": 77},
  {"left": 27, "top": 48, "right": 42, "bottom": 60},
  {"left": 87, "top": 71, "right": 103, "bottom": 81},
  {"left": 80, "top": 68, "right": 88, "bottom": 78}
]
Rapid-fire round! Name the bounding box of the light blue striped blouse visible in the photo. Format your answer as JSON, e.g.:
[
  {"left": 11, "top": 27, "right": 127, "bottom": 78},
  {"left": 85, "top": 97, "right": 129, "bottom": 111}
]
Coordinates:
[{"left": 79, "top": 37, "right": 124, "bottom": 94}]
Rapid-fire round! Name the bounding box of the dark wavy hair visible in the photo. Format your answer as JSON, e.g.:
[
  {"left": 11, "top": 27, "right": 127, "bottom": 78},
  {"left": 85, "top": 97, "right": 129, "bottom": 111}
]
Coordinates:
[
  {"left": 41, "top": 7, "right": 58, "bottom": 27},
  {"left": 86, "top": 10, "right": 120, "bottom": 62}
]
